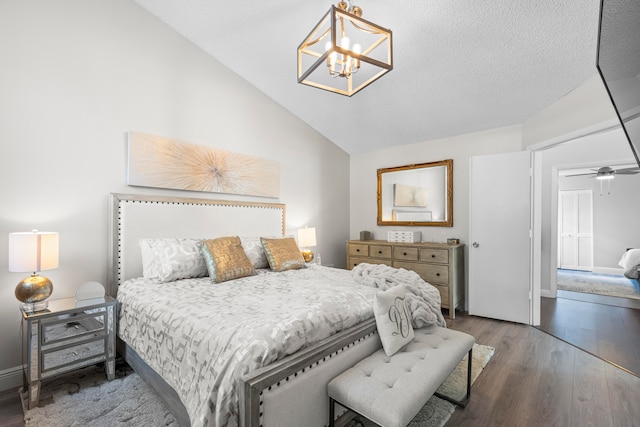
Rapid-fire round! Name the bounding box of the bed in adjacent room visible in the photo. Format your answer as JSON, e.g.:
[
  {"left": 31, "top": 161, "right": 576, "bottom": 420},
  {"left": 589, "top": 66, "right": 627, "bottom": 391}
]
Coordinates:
[{"left": 108, "top": 193, "right": 444, "bottom": 427}]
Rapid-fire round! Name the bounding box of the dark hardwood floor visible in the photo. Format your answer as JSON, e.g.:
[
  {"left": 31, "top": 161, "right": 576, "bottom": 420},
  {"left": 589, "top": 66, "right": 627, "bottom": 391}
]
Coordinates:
[
  {"left": 538, "top": 293, "right": 640, "bottom": 376},
  {"left": 0, "top": 388, "right": 22, "bottom": 427},
  {"left": 447, "top": 313, "right": 640, "bottom": 427},
  {"left": 2, "top": 313, "right": 640, "bottom": 426}
]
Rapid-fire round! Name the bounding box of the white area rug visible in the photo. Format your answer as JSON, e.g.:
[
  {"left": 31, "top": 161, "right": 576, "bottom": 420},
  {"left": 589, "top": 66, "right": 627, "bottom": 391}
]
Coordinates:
[
  {"left": 557, "top": 269, "right": 640, "bottom": 300},
  {"left": 358, "top": 343, "right": 494, "bottom": 427},
  {"left": 24, "top": 344, "right": 494, "bottom": 427},
  {"left": 23, "top": 362, "right": 177, "bottom": 427}
]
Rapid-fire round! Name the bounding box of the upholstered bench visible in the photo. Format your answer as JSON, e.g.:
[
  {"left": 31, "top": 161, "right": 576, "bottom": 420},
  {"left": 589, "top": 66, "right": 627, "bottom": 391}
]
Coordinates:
[{"left": 328, "top": 325, "right": 475, "bottom": 427}]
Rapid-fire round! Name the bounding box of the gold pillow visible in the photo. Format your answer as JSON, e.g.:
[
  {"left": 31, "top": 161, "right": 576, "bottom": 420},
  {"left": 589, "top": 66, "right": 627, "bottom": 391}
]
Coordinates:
[
  {"left": 201, "top": 236, "right": 256, "bottom": 283},
  {"left": 261, "top": 237, "right": 306, "bottom": 272}
]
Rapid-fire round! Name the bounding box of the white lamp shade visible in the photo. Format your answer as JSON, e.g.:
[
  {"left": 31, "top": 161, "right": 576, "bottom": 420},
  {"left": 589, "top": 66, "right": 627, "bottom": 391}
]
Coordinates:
[
  {"left": 297, "top": 227, "right": 317, "bottom": 248},
  {"left": 9, "top": 231, "right": 59, "bottom": 273}
]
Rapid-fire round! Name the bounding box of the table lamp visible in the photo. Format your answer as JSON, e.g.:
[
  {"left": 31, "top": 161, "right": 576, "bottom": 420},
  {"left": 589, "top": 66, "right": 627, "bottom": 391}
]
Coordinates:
[
  {"left": 9, "top": 230, "right": 59, "bottom": 312},
  {"left": 297, "top": 227, "right": 317, "bottom": 263}
]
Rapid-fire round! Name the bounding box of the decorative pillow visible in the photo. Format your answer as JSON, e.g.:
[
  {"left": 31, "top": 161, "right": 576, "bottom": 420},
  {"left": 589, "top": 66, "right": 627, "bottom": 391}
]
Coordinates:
[
  {"left": 139, "top": 239, "right": 161, "bottom": 278},
  {"left": 201, "top": 236, "right": 256, "bottom": 283},
  {"left": 240, "top": 237, "right": 269, "bottom": 269},
  {"left": 260, "top": 237, "right": 306, "bottom": 272},
  {"left": 139, "top": 238, "right": 208, "bottom": 282},
  {"left": 374, "top": 285, "right": 415, "bottom": 356}
]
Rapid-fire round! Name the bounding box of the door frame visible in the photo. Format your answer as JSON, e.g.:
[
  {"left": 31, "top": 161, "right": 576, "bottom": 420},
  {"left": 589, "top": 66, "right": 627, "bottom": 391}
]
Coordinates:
[{"left": 529, "top": 118, "right": 621, "bottom": 305}]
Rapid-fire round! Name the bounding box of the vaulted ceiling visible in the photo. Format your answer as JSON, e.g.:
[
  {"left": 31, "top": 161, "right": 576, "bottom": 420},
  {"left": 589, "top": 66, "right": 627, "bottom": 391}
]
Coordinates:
[{"left": 134, "top": 0, "right": 601, "bottom": 154}]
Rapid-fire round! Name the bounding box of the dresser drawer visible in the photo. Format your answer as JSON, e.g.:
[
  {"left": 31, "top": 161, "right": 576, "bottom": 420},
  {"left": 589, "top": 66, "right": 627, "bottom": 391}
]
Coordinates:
[
  {"left": 369, "top": 245, "right": 392, "bottom": 259},
  {"left": 346, "top": 240, "right": 464, "bottom": 319},
  {"left": 348, "top": 244, "right": 369, "bottom": 257},
  {"left": 433, "top": 284, "right": 450, "bottom": 308},
  {"left": 420, "top": 248, "right": 449, "bottom": 264},
  {"left": 348, "top": 257, "right": 391, "bottom": 269},
  {"left": 394, "top": 261, "right": 449, "bottom": 285},
  {"left": 393, "top": 246, "right": 419, "bottom": 261}
]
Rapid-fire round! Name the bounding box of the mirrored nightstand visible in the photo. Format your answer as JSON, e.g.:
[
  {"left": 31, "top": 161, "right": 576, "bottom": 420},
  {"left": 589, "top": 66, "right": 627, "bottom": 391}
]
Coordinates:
[{"left": 20, "top": 296, "right": 116, "bottom": 409}]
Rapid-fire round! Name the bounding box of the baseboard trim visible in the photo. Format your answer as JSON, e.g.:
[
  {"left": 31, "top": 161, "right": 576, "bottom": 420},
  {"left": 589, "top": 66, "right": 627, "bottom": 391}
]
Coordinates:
[
  {"left": 540, "top": 289, "right": 555, "bottom": 298},
  {"left": 0, "top": 365, "right": 23, "bottom": 393}
]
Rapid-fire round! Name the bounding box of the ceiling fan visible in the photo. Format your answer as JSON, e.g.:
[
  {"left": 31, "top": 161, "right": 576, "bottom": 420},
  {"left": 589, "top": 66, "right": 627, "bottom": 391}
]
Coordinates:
[{"left": 565, "top": 166, "right": 640, "bottom": 180}]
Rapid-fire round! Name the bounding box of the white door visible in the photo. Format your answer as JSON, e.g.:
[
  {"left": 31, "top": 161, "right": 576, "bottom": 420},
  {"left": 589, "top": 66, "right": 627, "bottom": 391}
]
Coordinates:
[
  {"left": 558, "top": 190, "right": 593, "bottom": 271},
  {"left": 469, "top": 151, "right": 531, "bottom": 324}
]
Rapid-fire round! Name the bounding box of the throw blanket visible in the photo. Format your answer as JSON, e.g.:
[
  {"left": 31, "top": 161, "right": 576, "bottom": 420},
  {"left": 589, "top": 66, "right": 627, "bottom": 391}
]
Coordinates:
[{"left": 352, "top": 263, "right": 446, "bottom": 328}]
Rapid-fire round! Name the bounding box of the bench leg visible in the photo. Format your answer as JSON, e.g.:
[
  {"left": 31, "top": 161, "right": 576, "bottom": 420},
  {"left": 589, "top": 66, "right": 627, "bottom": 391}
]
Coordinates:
[
  {"left": 329, "top": 397, "right": 335, "bottom": 427},
  {"left": 434, "top": 347, "right": 472, "bottom": 408}
]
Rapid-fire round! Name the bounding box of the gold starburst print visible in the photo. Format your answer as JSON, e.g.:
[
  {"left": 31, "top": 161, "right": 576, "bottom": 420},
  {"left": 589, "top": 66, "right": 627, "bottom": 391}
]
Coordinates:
[{"left": 127, "top": 132, "right": 280, "bottom": 198}]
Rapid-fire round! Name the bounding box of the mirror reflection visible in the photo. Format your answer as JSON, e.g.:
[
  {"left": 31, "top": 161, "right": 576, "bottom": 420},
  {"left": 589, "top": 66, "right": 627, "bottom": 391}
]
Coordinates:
[{"left": 377, "top": 159, "right": 453, "bottom": 226}]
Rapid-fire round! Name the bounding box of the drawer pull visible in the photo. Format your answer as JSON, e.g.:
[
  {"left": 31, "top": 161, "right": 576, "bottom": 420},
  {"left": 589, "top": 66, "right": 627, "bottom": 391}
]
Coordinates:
[
  {"left": 378, "top": 250, "right": 382, "bottom": 254},
  {"left": 356, "top": 249, "right": 360, "bottom": 252},
  {"left": 431, "top": 254, "right": 436, "bottom": 258},
  {"left": 73, "top": 351, "right": 78, "bottom": 356},
  {"left": 403, "top": 252, "right": 407, "bottom": 256},
  {"left": 436, "top": 273, "right": 441, "bottom": 277}
]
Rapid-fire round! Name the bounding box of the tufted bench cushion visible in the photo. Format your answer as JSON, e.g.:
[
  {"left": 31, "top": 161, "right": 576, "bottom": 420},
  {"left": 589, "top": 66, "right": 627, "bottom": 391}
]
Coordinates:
[{"left": 327, "top": 325, "right": 475, "bottom": 427}]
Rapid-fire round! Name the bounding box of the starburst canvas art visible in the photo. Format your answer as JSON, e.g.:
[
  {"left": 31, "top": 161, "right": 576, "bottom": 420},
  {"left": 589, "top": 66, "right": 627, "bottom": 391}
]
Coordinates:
[{"left": 127, "top": 132, "right": 280, "bottom": 198}]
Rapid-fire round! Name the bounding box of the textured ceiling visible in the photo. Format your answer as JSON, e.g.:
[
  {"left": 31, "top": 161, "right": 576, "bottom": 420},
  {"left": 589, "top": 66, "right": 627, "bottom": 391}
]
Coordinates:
[{"left": 134, "top": 0, "right": 601, "bottom": 154}]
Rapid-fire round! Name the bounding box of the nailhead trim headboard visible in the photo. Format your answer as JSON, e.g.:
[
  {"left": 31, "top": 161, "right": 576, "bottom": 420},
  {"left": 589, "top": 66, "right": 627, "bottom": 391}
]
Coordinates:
[{"left": 107, "top": 193, "right": 285, "bottom": 297}]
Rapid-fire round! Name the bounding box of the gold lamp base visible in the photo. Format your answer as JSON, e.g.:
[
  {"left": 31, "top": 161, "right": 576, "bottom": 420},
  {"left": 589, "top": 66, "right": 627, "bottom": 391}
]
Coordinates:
[
  {"left": 301, "top": 249, "right": 314, "bottom": 263},
  {"left": 15, "top": 274, "right": 53, "bottom": 313}
]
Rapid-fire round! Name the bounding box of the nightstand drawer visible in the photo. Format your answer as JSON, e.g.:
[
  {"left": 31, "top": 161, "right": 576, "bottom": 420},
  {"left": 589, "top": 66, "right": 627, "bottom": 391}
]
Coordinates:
[
  {"left": 369, "top": 245, "right": 392, "bottom": 259},
  {"left": 42, "top": 338, "right": 106, "bottom": 372},
  {"left": 21, "top": 296, "right": 117, "bottom": 409},
  {"left": 42, "top": 313, "right": 106, "bottom": 345},
  {"left": 420, "top": 248, "right": 449, "bottom": 264}
]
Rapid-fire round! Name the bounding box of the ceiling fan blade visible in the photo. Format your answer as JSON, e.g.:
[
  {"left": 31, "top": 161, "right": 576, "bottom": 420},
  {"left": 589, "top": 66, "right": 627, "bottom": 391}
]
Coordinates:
[
  {"left": 565, "top": 172, "right": 596, "bottom": 177},
  {"left": 615, "top": 167, "right": 640, "bottom": 175}
]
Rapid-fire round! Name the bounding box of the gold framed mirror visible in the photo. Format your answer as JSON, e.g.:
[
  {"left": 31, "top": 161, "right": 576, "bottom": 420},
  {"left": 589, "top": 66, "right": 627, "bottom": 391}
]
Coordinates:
[{"left": 377, "top": 159, "right": 453, "bottom": 226}]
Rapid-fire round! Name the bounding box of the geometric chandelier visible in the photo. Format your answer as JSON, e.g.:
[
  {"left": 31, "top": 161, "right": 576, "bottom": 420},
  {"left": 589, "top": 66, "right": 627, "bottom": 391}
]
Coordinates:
[{"left": 297, "top": 1, "right": 393, "bottom": 97}]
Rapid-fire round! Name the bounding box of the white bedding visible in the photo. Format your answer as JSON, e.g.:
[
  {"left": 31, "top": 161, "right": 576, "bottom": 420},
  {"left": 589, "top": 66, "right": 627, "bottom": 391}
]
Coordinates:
[
  {"left": 117, "top": 265, "right": 379, "bottom": 427},
  {"left": 619, "top": 249, "right": 640, "bottom": 279}
]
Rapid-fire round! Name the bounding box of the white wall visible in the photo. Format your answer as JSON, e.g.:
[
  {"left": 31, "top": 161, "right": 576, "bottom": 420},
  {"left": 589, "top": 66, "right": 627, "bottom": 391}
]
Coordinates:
[
  {"left": 0, "top": 0, "right": 349, "bottom": 391},
  {"left": 558, "top": 169, "right": 640, "bottom": 271},
  {"left": 349, "top": 124, "right": 523, "bottom": 300},
  {"left": 522, "top": 74, "right": 619, "bottom": 148},
  {"left": 537, "top": 128, "right": 639, "bottom": 293}
]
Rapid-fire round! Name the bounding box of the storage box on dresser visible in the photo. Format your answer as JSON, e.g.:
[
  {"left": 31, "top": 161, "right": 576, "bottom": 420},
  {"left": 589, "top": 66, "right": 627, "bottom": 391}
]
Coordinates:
[{"left": 346, "top": 240, "right": 465, "bottom": 319}]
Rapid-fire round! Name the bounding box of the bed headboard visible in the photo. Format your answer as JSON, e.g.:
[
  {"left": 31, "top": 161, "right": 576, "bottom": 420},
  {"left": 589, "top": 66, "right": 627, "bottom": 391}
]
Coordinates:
[{"left": 108, "top": 193, "right": 286, "bottom": 297}]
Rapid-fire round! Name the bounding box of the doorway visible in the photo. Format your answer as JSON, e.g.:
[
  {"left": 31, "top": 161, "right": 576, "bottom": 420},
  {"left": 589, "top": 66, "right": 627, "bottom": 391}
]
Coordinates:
[{"left": 532, "top": 126, "right": 640, "bottom": 377}]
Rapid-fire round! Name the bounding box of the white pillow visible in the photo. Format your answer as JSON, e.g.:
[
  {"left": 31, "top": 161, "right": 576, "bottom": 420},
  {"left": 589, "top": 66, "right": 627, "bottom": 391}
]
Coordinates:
[
  {"left": 619, "top": 248, "right": 640, "bottom": 279},
  {"left": 139, "top": 239, "right": 161, "bottom": 278},
  {"left": 240, "top": 237, "right": 269, "bottom": 269},
  {"left": 138, "top": 238, "right": 208, "bottom": 282},
  {"left": 374, "top": 284, "right": 415, "bottom": 356}
]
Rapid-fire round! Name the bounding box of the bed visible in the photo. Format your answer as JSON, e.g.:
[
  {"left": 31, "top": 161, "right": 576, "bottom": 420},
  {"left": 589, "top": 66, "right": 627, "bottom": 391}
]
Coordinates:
[
  {"left": 619, "top": 248, "right": 640, "bottom": 280},
  {"left": 107, "top": 193, "right": 386, "bottom": 427}
]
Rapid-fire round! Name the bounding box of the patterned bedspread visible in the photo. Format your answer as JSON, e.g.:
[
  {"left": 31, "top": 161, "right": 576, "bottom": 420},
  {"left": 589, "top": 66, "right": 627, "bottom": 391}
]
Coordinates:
[{"left": 117, "top": 265, "right": 378, "bottom": 427}]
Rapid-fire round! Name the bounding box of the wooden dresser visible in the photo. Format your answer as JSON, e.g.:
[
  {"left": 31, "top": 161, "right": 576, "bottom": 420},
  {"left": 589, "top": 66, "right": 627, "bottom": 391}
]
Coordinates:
[{"left": 346, "top": 240, "right": 465, "bottom": 319}]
